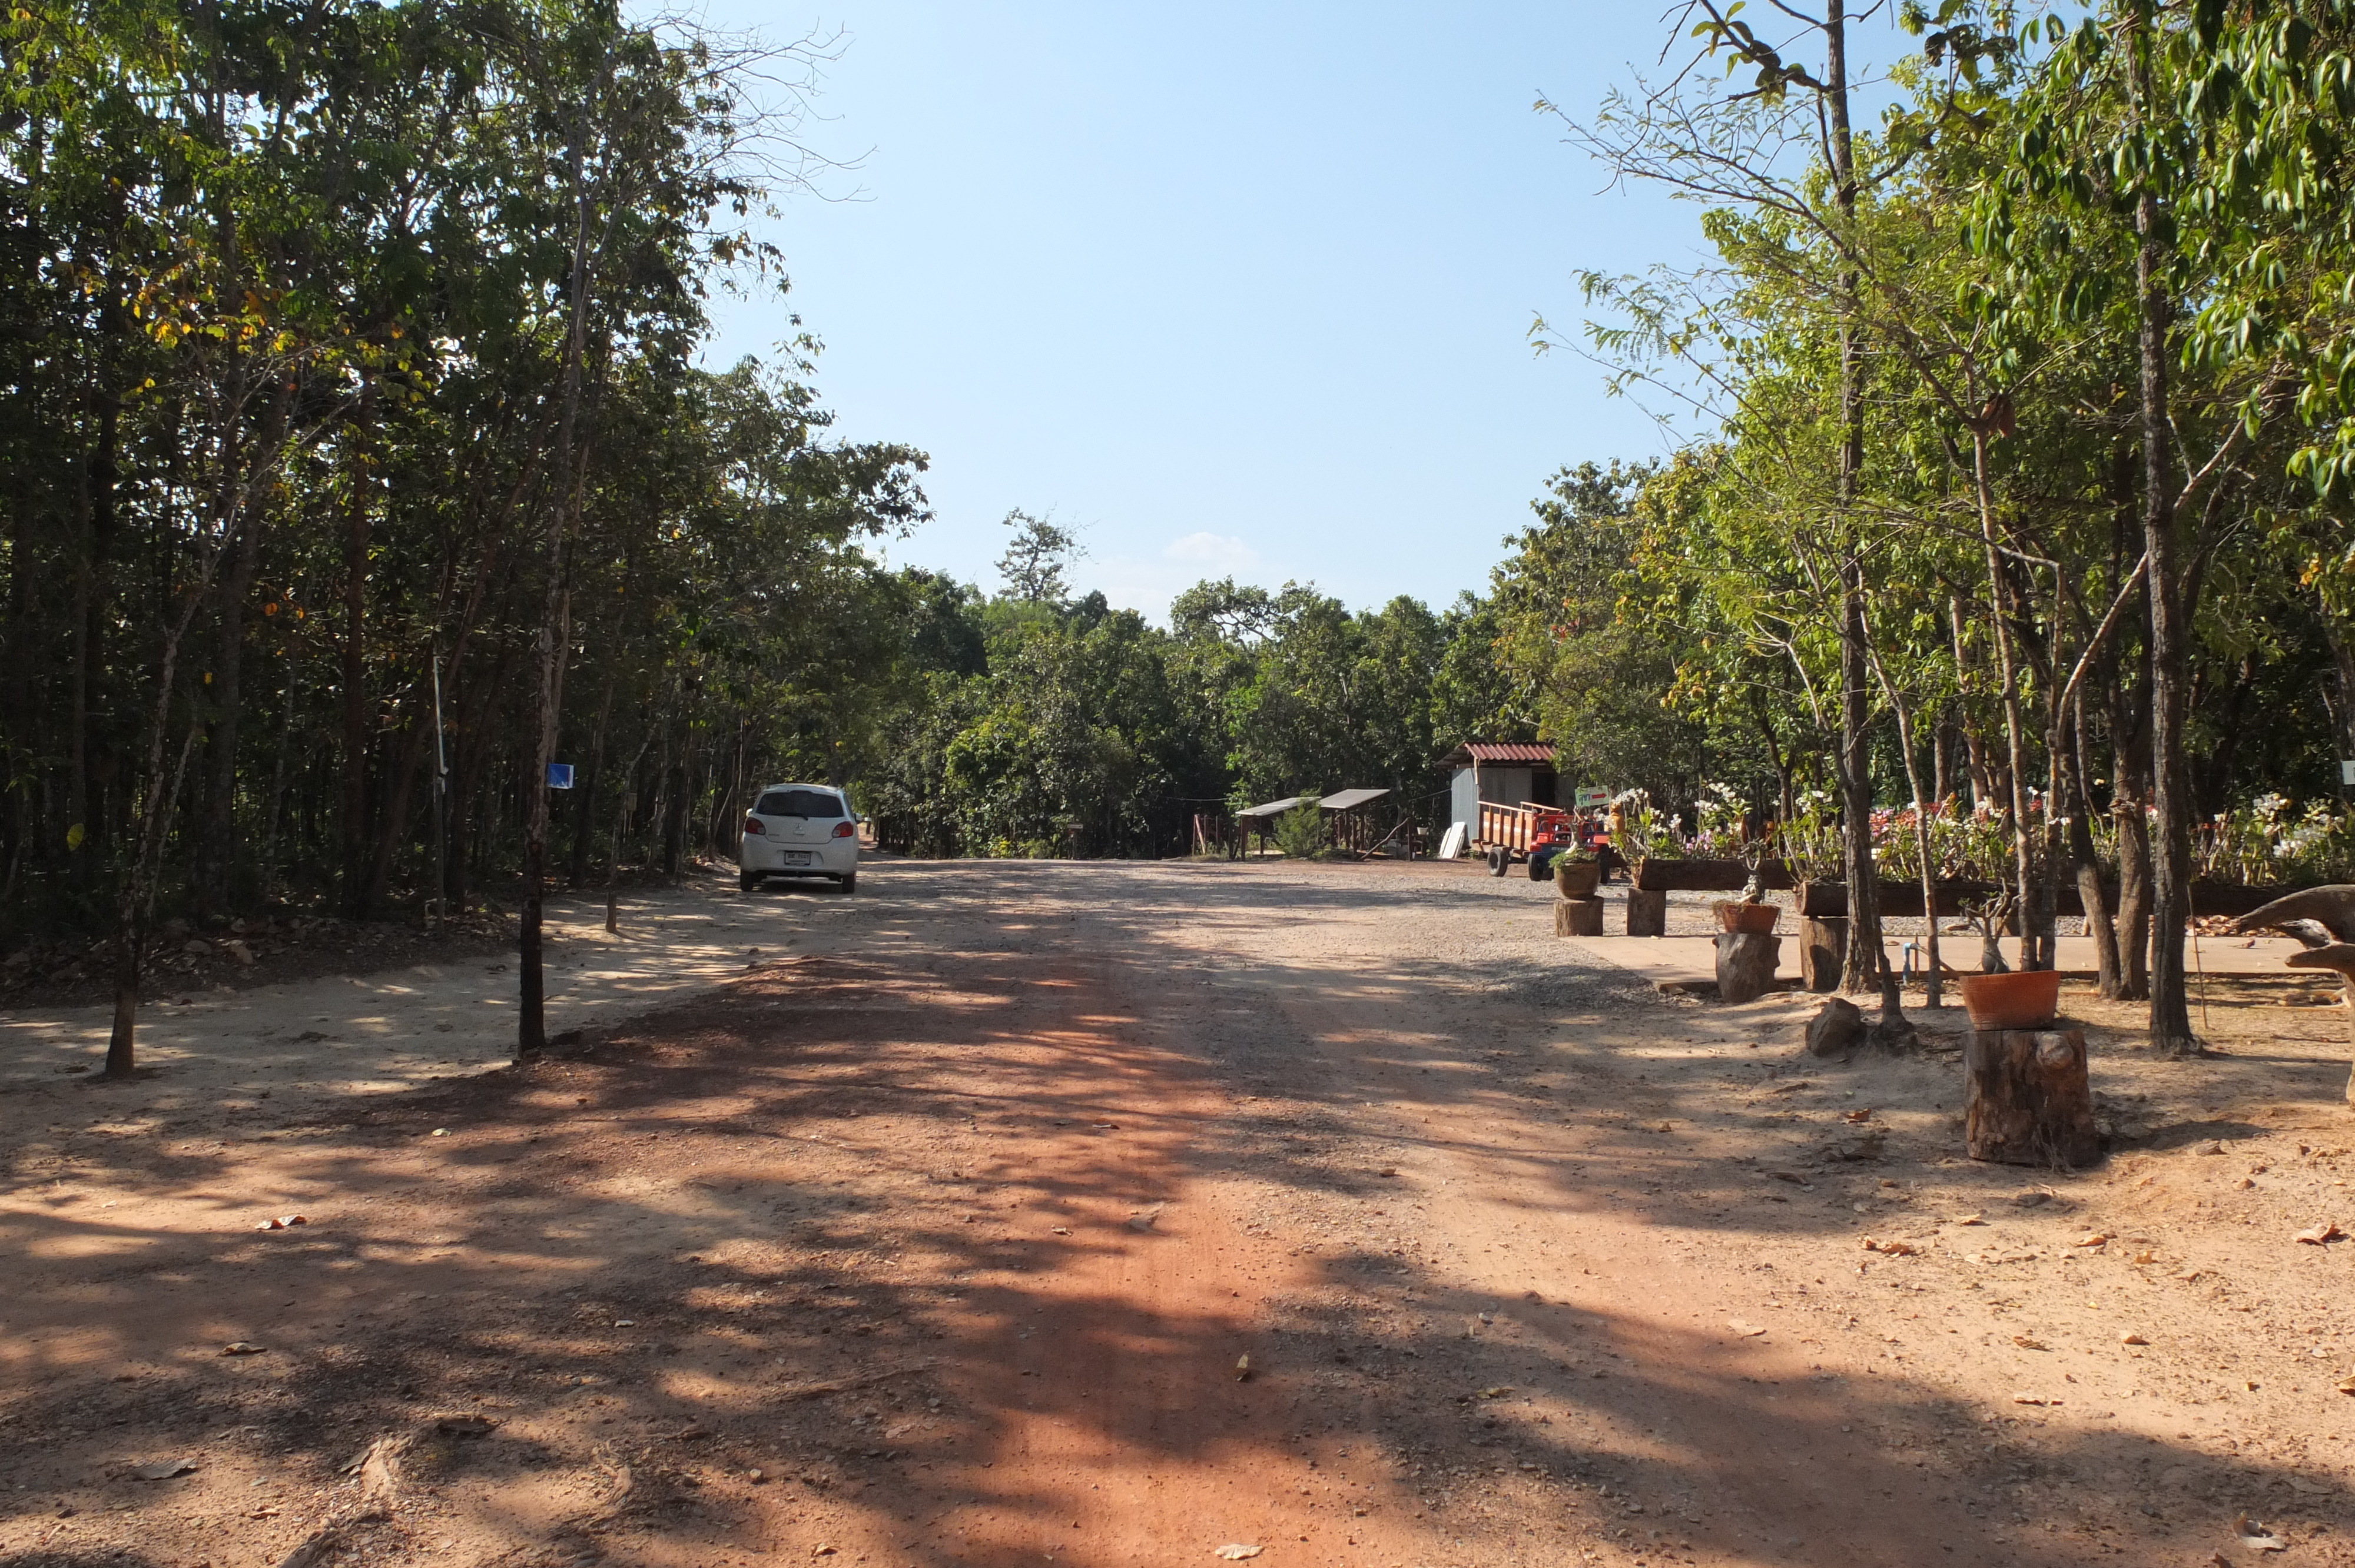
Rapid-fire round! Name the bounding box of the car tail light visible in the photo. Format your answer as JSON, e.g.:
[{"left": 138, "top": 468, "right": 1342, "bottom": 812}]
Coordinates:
[
  {"left": 831, "top": 820, "right": 855, "bottom": 838},
  {"left": 743, "top": 817, "right": 764, "bottom": 835}
]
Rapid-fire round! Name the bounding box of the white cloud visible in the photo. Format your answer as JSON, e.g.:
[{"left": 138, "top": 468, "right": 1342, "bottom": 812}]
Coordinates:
[{"left": 1162, "top": 531, "right": 1259, "bottom": 570}]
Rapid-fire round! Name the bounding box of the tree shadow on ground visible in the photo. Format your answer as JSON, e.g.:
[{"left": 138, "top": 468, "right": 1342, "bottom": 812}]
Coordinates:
[{"left": 2, "top": 860, "right": 2347, "bottom": 1566}]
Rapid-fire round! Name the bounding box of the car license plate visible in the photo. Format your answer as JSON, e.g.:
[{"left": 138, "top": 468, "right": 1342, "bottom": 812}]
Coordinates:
[{"left": 780, "top": 851, "right": 812, "bottom": 866}]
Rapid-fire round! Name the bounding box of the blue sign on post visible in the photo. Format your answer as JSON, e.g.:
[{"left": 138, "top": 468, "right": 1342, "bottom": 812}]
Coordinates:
[{"left": 547, "top": 763, "right": 575, "bottom": 789}]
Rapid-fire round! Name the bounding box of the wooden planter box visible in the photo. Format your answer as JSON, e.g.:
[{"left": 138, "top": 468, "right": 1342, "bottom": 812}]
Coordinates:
[
  {"left": 1795, "top": 879, "right": 1996, "bottom": 918},
  {"left": 1630, "top": 858, "right": 1796, "bottom": 893}
]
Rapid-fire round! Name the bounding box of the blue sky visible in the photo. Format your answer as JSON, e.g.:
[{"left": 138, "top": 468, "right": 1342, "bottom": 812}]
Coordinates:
[{"left": 686, "top": 2, "right": 1724, "bottom": 619}]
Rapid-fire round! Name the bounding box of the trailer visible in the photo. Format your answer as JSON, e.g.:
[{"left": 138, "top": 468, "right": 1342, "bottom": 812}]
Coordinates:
[{"left": 1471, "top": 801, "right": 1622, "bottom": 881}]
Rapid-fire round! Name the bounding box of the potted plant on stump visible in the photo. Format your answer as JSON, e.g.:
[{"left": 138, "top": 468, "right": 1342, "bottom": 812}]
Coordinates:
[
  {"left": 1552, "top": 849, "right": 1605, "bottom": 936},
  {"left": 1610, "top": 790, "right": 1677, "bottom": 935}
]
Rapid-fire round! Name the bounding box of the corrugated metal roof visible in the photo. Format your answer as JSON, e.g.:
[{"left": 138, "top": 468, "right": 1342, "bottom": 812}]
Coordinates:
[
  {"left": 1318, "top": 787, "right": 1391, "bottom": 811},
  {"left": 1235, "top": 795, "right": 1311, "bottom": 819},
  {"left": 1458, "top": 742, "right": 1556, "bottom": 764}
]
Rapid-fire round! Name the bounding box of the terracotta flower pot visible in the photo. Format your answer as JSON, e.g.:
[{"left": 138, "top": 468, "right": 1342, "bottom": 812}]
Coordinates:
[
  {"left": 1554, "top": 859, "right": 1602, "bottom": 899},
  {"left": 1714, "top": 901, "right": 1780, "bottom": 934},
  {"left": 1959, "top": 969, "right": 2063, "bottom": 1031}
]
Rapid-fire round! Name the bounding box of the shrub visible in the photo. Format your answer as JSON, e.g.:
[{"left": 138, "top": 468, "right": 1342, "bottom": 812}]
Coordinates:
[{"left": 1274, "top": 801, "right": 1326, "bottom": 860}]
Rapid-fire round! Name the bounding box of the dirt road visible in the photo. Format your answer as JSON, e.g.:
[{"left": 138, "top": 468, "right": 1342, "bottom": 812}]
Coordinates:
[{"left": 6, "top": 860, "right": 2354, "bottom": 1568}]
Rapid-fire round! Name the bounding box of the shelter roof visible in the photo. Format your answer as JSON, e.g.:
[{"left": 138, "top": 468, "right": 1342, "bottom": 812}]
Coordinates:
[
  {"left": 1318, "top": 788, "right": 1391, "bottom": 812},
  {"left": 1235, "top": 795, "right": 1311, "bottom": 819},
  {"left": 1442, "top": 741, "right": 1557, "bottom": 766}
]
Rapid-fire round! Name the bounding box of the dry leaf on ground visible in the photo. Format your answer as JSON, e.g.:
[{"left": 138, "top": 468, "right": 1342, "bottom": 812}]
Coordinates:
[
  {"left": 1213, "top": 1546, "right": 1263, "bottom": 1560},
  {"left": 131, "top": 1460, "right": 197, "bottom": 1480},
  {"left": 2293, "top": 1221, "right": 2344, "bottom": 1245},
  {"left": 220, "top": 1341, "right": 265, "bottom": 1356},
  {"left": 1727, "top": 1320, "right": 1768, "bottom": 1338},
  {"left": 2235, "top": 1513, "right": 2288, "bottom": 1552}
]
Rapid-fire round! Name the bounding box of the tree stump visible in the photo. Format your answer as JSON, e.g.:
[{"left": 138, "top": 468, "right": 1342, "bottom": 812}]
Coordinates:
[
  {"left": 1805, "top": 996, "right": 1865, "bottom": 1057},
  {"left": 1964, "top": 1028, "right": 2100, "bottom": 1167},
  {"left": 1713, "top": 932, "right": 1780, "bottom": 1004},
  {"left": 1553, "top": 898, "right": 1604, "bottom": 936},
  {"left": 1799, "top": 916, "right": 1846, "bottom": 992},
  {"left": 1626, "top": 888, "right": 1667, "bottom": 937}
]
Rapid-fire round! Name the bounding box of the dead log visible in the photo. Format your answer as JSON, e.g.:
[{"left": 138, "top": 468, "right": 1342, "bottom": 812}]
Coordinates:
[
  {"left": 1625, "top": 888, "right": 1667, "bottom": 936},
  {"left": 1553, "top": 898, "right": 1604, "bottom": 936},
  {"left": 2231, "top": 885, "right": 2355, "bottom": 944},
  {"left": 1798, "top": 916, "right": 1846, "bottom": 992},
  {"left": 1713, "top": 932, "right": 1780, "bottom": 1004},
  {"left": 1963, "top": 1028, "right": 2100, "bottom": 1167},
  {"left": 2284, "top": 944, "right": 2355, "bottom": 1104}
]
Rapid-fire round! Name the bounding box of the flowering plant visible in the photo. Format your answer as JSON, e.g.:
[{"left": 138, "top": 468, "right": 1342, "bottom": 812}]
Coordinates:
[
  {"left": 1691, "top": 781, "right": 1773, "bottom": 868},
  {"left": 1608, "top": 789, "right": 1684, "bottom": 865},
  {"left": 1774, "top": 787, "right": 1843, "bottom": 882},
  {"left": 2199, "top": 794, "right": 2355, "bottom": 884}
]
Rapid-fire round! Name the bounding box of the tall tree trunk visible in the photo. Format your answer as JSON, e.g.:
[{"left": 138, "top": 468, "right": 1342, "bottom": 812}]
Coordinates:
[
  {"left": 364, "top": 711, "right": 429, "bottom": 913},
  {"left": 1823, "top": 5, "right": 1885, "bottom": 998},
  {"left": 520, "top": 108, "right": 600, "bottom": 1059},
  {"left": 2065, "top": 687, "right": 2121, "bottom": 994},
  {"left": 258, "top": 647, "right": 300, "bottom": 896},
  {"left": 568, "top": 672, "right": 615, "bottom": 886},
  {"left": 1860, "top": 613, "right": 1943, "bottom": 1008},
  {"left": 2323, "top": 610, "right": 2355, "bottom": 801},
  {"left": 1972, "top": 427, "right": 2044, "bottom": 971},
  {"left": 339, "top": 377, "right": 377, "bottom": 916},
  {"left": 195, "top": 504, "right": 266, "bottom": 918},
  {"left": 68, "top": 378, "right": 121, "bottom": 908},
  {"left": 2135, "top": 185, "right": 2195, "bottom": 1051}
]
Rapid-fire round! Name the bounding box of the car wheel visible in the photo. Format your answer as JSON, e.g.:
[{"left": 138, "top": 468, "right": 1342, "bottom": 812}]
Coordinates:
[
  {"left": 1487, "top": 848, "right": 1508, "bottom": 877},
  {"left": 739, "top": 870, "right": 761, "bottom": 892},
  {"left": 1527, "top": 852, "right": 1553, "bottom": 882},
  {"left": 838, "top": 872, "right": 857, "bottom": 895}
]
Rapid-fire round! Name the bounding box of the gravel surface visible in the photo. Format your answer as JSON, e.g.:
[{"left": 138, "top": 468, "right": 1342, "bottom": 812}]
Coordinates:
[{"left": 4, "top": 857, "right": 2353, "bottom": 1568}]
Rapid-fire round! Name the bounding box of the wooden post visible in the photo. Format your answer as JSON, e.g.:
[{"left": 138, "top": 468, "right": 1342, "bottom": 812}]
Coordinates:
[
  {"left": 1554, "top": 898, "right": 1604, "bottom": 936},
  {"left": 1964, "top": 1027, "right": 2100, "bottom": 1167},
  {"left": 1626, "top": 888, "right": 1667, "bottom": 936},
  {"left": 1714, "top": 932, "right": 1780, "bottom": 1004},
  {"left": 1799, "top": 916, "right": 1847, "bottom": 992}
]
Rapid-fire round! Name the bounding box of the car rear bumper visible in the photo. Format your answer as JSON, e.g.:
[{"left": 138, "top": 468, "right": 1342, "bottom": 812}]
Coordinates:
[{"left": 739, "top": 838, "right": 859, "bottom": 876}]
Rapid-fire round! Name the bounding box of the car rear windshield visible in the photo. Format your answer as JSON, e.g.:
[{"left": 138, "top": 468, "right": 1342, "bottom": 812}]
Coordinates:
[{"left": 754, "top": 789, "right": 845, "bottom": 819}]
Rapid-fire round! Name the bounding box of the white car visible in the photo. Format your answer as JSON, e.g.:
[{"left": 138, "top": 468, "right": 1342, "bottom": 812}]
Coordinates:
[{"left": 739, "top": 784, "right": 860, "bottom": 893}]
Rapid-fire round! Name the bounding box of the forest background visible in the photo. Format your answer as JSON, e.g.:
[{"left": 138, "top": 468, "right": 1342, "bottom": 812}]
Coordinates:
[{"left": 14, "top": 0, "right": 2355, "bottom": 1058}]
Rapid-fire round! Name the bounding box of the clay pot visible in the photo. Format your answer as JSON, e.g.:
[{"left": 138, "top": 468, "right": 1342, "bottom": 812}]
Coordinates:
[
  {"left": 1554, "top": 859, "right": 1602, "bottom": 899},
  {"left": 1713, "top": 901, "right": 1780, "bottom": 934},
  {"left": 1959, "top": 969, "right": 2064, "bottom": 1031}
]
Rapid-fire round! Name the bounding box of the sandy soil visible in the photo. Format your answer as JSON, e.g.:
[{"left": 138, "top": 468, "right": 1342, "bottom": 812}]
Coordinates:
[{"left": 5, "top": 859, "right": 2355, "bottom": 1568}]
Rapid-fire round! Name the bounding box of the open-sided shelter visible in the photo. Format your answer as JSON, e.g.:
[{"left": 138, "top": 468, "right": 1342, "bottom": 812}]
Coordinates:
[
  {"left": 1233, "top": 795, "right": 1311, "bottom": 857},
  {"left": 1317, "top": 787, "right": 1396, "bottom": 855}
]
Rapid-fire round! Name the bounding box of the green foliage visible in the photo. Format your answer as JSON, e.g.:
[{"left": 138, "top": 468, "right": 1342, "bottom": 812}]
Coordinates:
[{"left": 1273, "top": 801, "right": 1327, "bottom": 860}]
